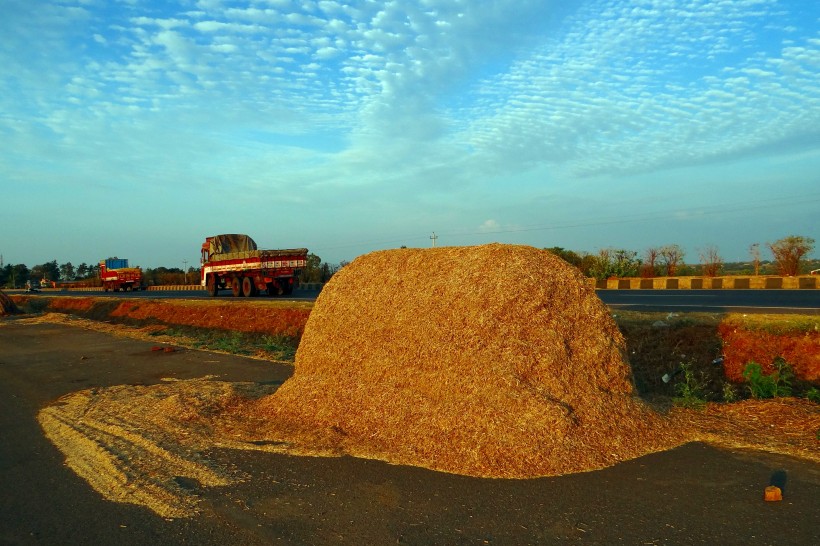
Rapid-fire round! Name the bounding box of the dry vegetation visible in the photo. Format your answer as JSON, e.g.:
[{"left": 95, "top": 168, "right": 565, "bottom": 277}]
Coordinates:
[
  {"left": 247, "top": 244, "right": 690, "bottom": 479},
  {"left": 0, "top": 289, "right": 19, "bottom": 316},
  {"left": 4, "top": 246, "right": 818, "bottom": 519}
]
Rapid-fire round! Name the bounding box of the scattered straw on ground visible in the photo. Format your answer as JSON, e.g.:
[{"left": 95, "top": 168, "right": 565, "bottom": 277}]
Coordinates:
[
  {"left": 38, "top": 378, "right": 265, "bottom": 518},
  {"left": 677, "top": 398, "right": 820, "bottom": 462},
  {"left": 17, "top": 245, "right": 820, "bottom": 518},
  {"left": 0, "top": 312, "right": 286, "bottom": 362}
]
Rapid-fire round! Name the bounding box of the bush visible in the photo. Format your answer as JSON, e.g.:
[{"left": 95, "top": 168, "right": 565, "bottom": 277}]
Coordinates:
[
  {"left": 673, "top": 362, "right": 707, "bottom": 409},
  {"left": 721, "top": 382, "right": 739, "bottom": 403},
  {"left": 743, "top": 358, "right": 793, "bottom": 399}
]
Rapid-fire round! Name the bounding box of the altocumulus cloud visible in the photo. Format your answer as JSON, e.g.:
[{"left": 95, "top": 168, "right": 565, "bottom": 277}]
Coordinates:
[{"left": 0, "top": 0, "right": 817, "bottom": 266}]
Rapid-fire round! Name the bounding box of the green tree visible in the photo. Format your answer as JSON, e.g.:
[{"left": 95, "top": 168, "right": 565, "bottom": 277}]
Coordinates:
[
  {"left": 767, "top": 235, "right": 815, "bottom": 276},
  {"left": 60, "top": 262, "right": 76, "bottom": 281},
  {"left": 299, "top": 253, "right": 323, "bottom": 283},
  {"left": 611, "top": 249, "right": 641, "bottom": 277},
  {"left": 2, "top": 264, "right": 30, "bottom": 288},
  {"left": 589, "top": 248, "right": 640, "bottom": 280},
  {"left": 32, "top": 260, "right": 60, "bottom": 283},
  {"left": 144, "top": 267, "right": 184, "bottom": 286},
  {"left": 544, "top": 247, "right": 584, "bottom": 269},
  {"left": 659, "top": 244, "right": 685, "bottom": 276}
]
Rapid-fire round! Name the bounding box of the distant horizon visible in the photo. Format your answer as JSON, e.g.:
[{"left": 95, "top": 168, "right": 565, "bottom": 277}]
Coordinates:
[{"left": 3, "top": 242, "right": 817, "bottom": 276}]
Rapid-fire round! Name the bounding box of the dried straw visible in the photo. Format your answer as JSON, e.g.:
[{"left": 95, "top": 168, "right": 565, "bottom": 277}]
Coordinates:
[
  {"left": 0, "top": 289, "right": 19, "bottom": 316},
  {"left": 250, "top": 244, "right": 689, "bottom": 478},
  {"left": 678, "top": 398, "right": 820, "bottom": 462}
]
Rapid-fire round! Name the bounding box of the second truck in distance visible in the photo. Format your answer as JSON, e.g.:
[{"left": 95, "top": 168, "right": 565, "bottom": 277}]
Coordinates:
[
  {"left": 200, "top": 234, "right": 308, "bottom": 297},
  {"left": 100, "top": 258, "right": 145, "bottom": 292}
]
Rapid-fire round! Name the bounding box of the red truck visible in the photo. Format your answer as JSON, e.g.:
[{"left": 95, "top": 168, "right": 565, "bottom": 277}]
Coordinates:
[
  {"left": 200, "top": 234, "right": 308, "bottom": 297},
  {"left": 99, "top": 258, "right": 145, "bottom": 292}
]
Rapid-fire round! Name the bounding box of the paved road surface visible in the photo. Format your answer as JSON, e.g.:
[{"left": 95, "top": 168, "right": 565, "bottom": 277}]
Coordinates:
[
  {"left": 596, "top": 289, "right": 820, "bottom": 314},
  {"left": 1, "top": 320, "right": 818, "bottom": 545}
]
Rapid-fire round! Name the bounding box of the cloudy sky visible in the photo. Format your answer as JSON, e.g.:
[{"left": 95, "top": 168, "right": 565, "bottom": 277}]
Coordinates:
[{"left": 2, "top": 0, "right": 818, "bottom": 271}]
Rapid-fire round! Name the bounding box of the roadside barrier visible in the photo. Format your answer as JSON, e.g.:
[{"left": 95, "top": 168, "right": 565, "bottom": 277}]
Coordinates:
[{"left": 590, "top": 275, "right": 817, "bottom": 289}]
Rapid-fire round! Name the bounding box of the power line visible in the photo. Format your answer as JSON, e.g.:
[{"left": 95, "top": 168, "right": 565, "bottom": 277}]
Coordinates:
[{"left": 308, "top": 193, "right": 820, "bottom": 254}]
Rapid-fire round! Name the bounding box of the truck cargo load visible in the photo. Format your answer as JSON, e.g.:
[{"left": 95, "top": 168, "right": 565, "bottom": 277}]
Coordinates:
[
  {"left": 204, "top": 234, "right": 257, "bottom": 256},
  {"left": 104, "top": 258, "right": 129, "bottom": 270}
]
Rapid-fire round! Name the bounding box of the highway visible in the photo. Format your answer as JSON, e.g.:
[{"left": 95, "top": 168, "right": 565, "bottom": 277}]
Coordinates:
[
  {"left": 596, "top": 289, "right": 820, "bottom": 314},
  {"left": 14, "top": 287, "right": 820, "bottom": 314}
]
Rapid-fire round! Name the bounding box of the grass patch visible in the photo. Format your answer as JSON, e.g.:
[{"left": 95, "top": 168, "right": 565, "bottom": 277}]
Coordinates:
[
  {"left": 151, "top": 326, "right": 298, "bottom": 362},
  {"left": 721, "top": 313, "right": 819, "bottom": 335},
  {"left": 743, "top": 358, "right": 794, "bottom": 399},
  {"left": 671, "top": 362, "right": 708, "bottom": 410}
]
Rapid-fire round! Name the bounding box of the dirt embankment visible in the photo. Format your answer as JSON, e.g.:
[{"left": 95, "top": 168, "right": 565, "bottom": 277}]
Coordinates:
[
  {"left": 10, "top": 295, "right": 311, "bottom": 338},
  {"left": 9, "top": 292, "right": 818, "bottom": 386},
  {"left": 0, "top": 289, "right": 19, "bottom": 316}
]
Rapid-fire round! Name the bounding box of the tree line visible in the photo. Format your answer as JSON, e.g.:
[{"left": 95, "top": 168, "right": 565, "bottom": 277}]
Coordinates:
[
  {"left": 0, "top": 235, "right": 814, "bottom": 289},
  {"left": 0, "top": 259, "right": 199, "bottom": 289},
  {"left": 0, "top": 254, "right": 349, "bottom": 289},
  {"left": 547, "top": 235, "right": 815, "bottom": 280}
]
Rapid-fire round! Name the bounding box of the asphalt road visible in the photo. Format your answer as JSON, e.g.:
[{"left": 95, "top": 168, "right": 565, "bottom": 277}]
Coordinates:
[
  {"left": 2, "top": 320, "right": 818, "bottom": 545},
  {"left": 596, "top": 289, "right": 820, "bottom": 314},
  {"left": 14, "top": 288, "right": 820, "bottom": 314}
]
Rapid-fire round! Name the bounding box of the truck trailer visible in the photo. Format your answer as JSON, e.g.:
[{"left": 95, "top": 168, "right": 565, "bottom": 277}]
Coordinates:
[
  {"left": 200, "top": 234, "right": 308, "bottom": 297},
  {"left": 99, "top": 258, "right": 145, "bottom": 292}
]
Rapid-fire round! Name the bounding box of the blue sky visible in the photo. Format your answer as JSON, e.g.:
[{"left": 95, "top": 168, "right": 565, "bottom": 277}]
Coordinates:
[{"left": 2, "top": 0, "right": 818, "bottom": 270}]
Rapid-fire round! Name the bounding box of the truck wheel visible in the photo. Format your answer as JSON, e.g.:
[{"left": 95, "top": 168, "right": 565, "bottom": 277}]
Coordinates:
[
  {"left": 206, "top": 275, "right": 219, "bottom": 297},
  {"left": 231, "top": 277, "right": 242, "bottom": 297},
  {"left": 242, "top": 277, "right": 257, "bottom": 297}
]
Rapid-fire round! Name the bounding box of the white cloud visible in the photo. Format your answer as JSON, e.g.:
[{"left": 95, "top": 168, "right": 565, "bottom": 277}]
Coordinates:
[{"left": 479, "top": 219, "right": 500, "bottom": 232}]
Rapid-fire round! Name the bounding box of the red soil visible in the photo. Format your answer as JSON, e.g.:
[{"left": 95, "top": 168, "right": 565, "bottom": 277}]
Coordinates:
[{"left": 719, "top": 324, "right": 819, "bottom": 382}]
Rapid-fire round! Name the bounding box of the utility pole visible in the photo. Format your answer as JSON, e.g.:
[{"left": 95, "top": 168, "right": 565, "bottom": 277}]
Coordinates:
[
  {"left": 430, "top": 232, "right": 438, "bottom": 248},
  {"left": 182, "top": 259, "right": 188, "bottom": 284}
]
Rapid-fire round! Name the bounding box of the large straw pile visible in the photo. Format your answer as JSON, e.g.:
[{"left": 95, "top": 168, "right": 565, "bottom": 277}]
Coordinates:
[{"left": 251, "top": 244, "right": 689, "bottom": 478}]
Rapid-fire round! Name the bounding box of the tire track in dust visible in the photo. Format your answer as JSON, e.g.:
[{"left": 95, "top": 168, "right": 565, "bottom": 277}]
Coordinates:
[{"left": 38, "top": 378, "right": 257, "bottom": 518}]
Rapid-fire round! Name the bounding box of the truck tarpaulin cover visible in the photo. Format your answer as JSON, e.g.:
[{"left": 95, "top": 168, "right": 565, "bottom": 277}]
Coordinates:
[
  {"left": 105, "top": 258, "right": 129, "bottom": 269},
  {"left": 209, "top": 234, "right": 258, "bottom": 256}
]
